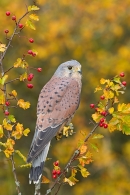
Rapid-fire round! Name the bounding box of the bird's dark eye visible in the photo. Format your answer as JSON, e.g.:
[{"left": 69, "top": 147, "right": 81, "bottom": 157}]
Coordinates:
[{"left": 68, "top": 66, "right": 72, "bottom": 70}]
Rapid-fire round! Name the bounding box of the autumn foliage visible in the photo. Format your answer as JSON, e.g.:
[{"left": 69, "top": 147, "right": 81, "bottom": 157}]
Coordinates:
[{"left": 0, "top": 1, "right": 130, "bottom": 195}]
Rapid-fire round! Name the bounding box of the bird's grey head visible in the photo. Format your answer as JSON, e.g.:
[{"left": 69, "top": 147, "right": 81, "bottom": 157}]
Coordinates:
[{"left": 54, "top": 60, "right": 82, "bottom": 78}]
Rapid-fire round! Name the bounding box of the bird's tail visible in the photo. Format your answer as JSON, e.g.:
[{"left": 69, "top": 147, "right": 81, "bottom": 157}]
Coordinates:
[{"left": 29, "top": 142, "right": 50, "bottom": 184}]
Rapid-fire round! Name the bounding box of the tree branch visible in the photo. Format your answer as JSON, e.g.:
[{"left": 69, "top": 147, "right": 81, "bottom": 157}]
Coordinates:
[{"left": 44, "top": 122, "right": 100, "bottom": 195}]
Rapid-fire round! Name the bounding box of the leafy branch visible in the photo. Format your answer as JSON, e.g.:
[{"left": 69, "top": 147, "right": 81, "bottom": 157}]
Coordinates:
[
  {"left": 0, "top": 4, "right": 40, "bottom": 195},
  {"left": 43, "top": 73, "right": 129, "bottom": 195}
]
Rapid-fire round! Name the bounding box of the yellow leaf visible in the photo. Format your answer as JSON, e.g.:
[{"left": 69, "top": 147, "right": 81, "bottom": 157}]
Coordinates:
[
  {"left": 21, "top": 60, "right": 28, "bottom": 69},
  {"left": 0, "top": 43, "right": 6, "bottom": 52},
  {"left": 28, "top": 5, "right": 40, "bottom": 11},
  {"left": 117, "top": 103, "right": 130, "bottom": 113},
  {"left": 41, "top": 176, "right": 51, "bottom": 183},
  {"left": 11, "top": 90, "right": 17, "bottom": 97},
  {"left": 25, "top": 19, "right": 36, "bottom": 30},
  {"left": 94, "top": 86, "right": 102, "bottom": 93},
  {"left": 71, "top": 168, "right": 77, "bottom": 177},
  {"left": 100, "top": 78, "right": 106, "bottom": 84},
  {"left": 3, "top": 118, "right": 13, "bottom": 131},
  {"left": 81, "top": 167, "right": 90, "bottom": 178},
  {"left": 15, "top": 150, "right": 27, "bottom": 162},
  {"left": 0, "top": 125, "right": 3, "bottom": 138},
  {"left": 20, "top": 72, "right": 27, "bottom": 81},
  {"left": 29, "top": 14, "right": 39, "bottom": 21},
  {"left": 64, "top": 177, "right": 78, "bottom": 186},
  {"left": 79, "top": 145, "right": 87, "bottom": 155},
  {"left": 12, "top": 123, "right": 23, "bottom": 139},
  {"left": 23, "top": 128, "right": 30, "bottom": 136},
  {"left": 14, "top": 58, "right": 22, "bottom": 67},
  {"left": 103, "top": 89, "right": 114, "bottom": 99},
  {"left": 4, "top": 138, "right": 15, "bottom": 158},
  {"left": 92, "top": 112, "right": 101, "bottom": 123},
  {"left": 108, "top": 107, "right": 114, "bottom": 114},
  {"left": 20, "top": 163, "right": 31, "bottom": 168},
  {"left": 0, "top": 94, "right": 5, "bottom": 104},
  {"left": 17, "top": 99, "right": 30, "bottom": 109}
]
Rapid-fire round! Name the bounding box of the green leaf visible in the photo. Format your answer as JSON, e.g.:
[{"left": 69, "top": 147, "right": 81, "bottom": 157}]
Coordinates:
[
  {"left": 92, "top": 134, "right": 104, "bottom": 139},
  {"left": 113, "top": 76, "right": 121, "bottom": 84},
  {"left": 122, "top": 124, "right": 130, "bottom": 135},
  {"left": 28, "top": 5, "right": 40, "bottom": 11},
  {"left": 25, "top": 19, "right": 36, "bottom": 30},
  {"left": 90, "top": 143, "right": 99, "bottom": 152},
  {"left": 0, "top": 75, "right": 8, "bottom": 85},
  {"left": 8, "top": 115, "right": 16, "bottom": 123}
]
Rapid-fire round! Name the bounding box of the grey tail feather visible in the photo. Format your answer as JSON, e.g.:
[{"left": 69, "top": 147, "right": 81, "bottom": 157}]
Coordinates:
[{"left": 29, "top": 142, "right": 50, "bottom": 184}]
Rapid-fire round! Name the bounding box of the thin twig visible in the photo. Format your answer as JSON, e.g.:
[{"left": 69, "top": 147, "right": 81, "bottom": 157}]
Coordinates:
[
  {"left": 5, "top": 78, "right": 19, "bottom": 85},
  {"left": 44, "top": 122, "right": 100, "bottom": 195},
  {"left": 10, "top": 154, "right": 21, "bottom": 195},
  {"left": 4, "top": 66, "right": 14, "bottom": 74}
]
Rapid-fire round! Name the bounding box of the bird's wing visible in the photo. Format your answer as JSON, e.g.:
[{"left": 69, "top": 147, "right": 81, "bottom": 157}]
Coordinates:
[{"left": 27, "top": 76, "right": 81, "bottom": 162}]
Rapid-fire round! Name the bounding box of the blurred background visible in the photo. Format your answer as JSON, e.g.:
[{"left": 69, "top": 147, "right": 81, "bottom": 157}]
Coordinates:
[{"left": 0, "top": 0, "right": 130, "bottom": 194}]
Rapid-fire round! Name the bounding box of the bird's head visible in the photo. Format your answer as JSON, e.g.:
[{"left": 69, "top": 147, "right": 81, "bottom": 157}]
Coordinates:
[{"left": 54, "top": 60, "right": 82, "bottom": 79}]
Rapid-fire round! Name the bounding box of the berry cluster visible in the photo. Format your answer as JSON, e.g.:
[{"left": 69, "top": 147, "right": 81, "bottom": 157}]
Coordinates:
[
  {"left": 90, "top": 72, "right": 127, "bottom": 129},
  {"left": 52, "top": 161, "right": 61, "bottom": 179},
  {"left": 120, "top": 72, "right": 126, "bottom": 86},
  {"left": 99, "top": 118, "right": 108, "bottom": 128}
]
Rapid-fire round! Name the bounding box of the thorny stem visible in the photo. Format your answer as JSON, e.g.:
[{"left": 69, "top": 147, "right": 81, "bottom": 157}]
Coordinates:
[{"left": 44, "top": 122, "right": 100, "bottom": 195}]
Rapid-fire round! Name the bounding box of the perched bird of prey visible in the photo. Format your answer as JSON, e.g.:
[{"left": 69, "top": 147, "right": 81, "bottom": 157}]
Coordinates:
[{"left": 27, "top": 60, "right": 82, "bottom": 184}]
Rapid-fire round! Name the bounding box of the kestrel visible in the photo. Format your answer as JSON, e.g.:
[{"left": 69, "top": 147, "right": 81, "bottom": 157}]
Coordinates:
[{"left": 27, "top": 60, "right": 82, "bottom": 184}]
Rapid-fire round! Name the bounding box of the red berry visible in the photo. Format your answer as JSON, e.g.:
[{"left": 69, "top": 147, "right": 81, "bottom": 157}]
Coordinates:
[
  {"left": 100, "top": 95, "right": 105, "bottom": 100},
  {"left": 12, "top": 15, "right": 16, "bottom": 20},
  {"left": 28, "top": 50, "right": 33, "bottom": 55},
  {"left": 4, "top": 29, "right": 9, "bottom": 34},
  {"left": 18, "top": 23, "right": 23, "bottom": 28},
  {"left": 5, "top": 110, "right": 9, "bottom": 116},
  {"left": 6, "top": 11, "right": 10, "bottom": 16},
  {"left": 101, "top": 111, "right": 107, "bottom": 116},
  {"left": 32, "top": 52, "right": 36, "bottom": 57},
  {"left": 95, "top": 107, "right": 98, "bottom": 112},
  {"left": 104, "top": 123, "right": 108, "bottom": 128},
  {"left": 27, "top": 73, "right": 34, "bottom": 81},
  {"left": 100, "top": 118, "right": 105, "bottom": 123},
  {"left": 52, "top": 170, "right": 57, "bottom": 175},
  {"left": 5, "top": 101, "right": 10, "bottom": 106},
  {"left": 27, "top": 83, "right": 33, "bottom": 89},
  {"left": 54, "top": 161, "right": 59, "bottom": 166},
  {"left": 122, "top": 81, "right": 126, "bottom": 86},
  {"left": 37, "top": 68, "right": 42, "bottom": 72},
  {"left": 29, "top": 38, "right": 34, "bottom": 43},
  {"left": 90, "top": 104, "right": 95, "bottom": 109},
  {"left": 52, "top": 174, "right": 57, "bottom": 179},
  {"left": 120, "top": 72, "right": 125, "bottom": 77},
  {"left": 29, "top": 73, "right": 34, "bottom": 79},
  {"left": 99, "top": 123, "right": 104, "bottom": 127},
  {"left": 56, "top": 170, "right": 61, "bottom": 175}
]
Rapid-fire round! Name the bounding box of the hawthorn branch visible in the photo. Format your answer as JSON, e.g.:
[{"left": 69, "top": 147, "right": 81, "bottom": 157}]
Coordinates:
[
  {"left": 44, "top": 122, "right": 100, "bottom": 195},
  {"left": 10, "top": 154, "right": 21, "bottom": 195}
]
